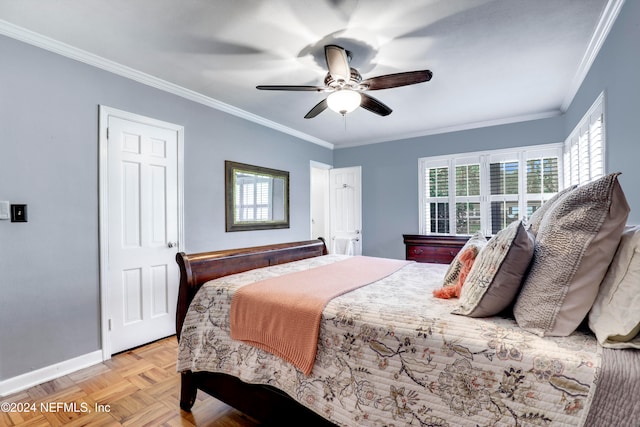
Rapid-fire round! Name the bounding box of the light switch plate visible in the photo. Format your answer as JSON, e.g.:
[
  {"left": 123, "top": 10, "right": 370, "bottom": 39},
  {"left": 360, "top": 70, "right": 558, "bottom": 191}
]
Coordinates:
[
  {"left": 0, "top": 201, "right": 9, "bottom": 220},
  {"left": 11, "top": 204, "right": 27, "bottom": 222}
]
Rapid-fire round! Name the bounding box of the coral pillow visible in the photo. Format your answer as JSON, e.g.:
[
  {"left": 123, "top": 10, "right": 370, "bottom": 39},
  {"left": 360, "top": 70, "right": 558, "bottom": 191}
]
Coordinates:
[{"left": 433, "top": 246, "right": 478, "bottom": 299}]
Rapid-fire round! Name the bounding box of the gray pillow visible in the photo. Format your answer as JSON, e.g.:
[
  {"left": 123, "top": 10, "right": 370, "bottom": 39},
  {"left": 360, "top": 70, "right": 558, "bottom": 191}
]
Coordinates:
[
  {"left": 527, "top": 184, "right": 577, "bottom": 236},
  {"left": 514, "top": 173, "right": 629, "bottom": 336},
  {"left": 453, "top": 220, "right": 534, "bottom": 317}
]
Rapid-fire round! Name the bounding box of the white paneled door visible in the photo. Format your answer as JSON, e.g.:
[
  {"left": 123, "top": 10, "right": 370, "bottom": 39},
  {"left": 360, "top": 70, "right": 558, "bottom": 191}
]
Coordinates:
[
  {"left": 102, "top": 110, "right": 182, "bottom": 355},
  {"left": 329, "top": 166, "right": 362, "bottom": 255}
]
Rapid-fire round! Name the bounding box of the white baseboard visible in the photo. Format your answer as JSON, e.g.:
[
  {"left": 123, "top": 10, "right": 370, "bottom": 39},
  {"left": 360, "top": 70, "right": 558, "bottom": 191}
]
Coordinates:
[{"left": 0, "top": 350, "right": 103, "bottom": 397}]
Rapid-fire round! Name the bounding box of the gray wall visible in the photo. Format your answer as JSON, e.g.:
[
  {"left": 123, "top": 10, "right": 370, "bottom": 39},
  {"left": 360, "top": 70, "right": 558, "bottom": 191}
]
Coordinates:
[
  {"left": 334, "top": 0, "right": 640, "bottom": 260},
  {"left": 334, "top": 117, "right": 565, "bottom": 259},
  {"left": 564, "top": 0, "right": 640, "bottom": 222},
  {"left": 0, "top": 35, "right": 332, "bottom": 381}
]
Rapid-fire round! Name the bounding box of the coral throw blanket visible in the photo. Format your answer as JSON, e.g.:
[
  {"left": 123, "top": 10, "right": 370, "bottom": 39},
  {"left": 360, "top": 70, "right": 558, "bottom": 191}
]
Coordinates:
[{"left": 230, "top": 256, "right": 411, "bottom": 375}]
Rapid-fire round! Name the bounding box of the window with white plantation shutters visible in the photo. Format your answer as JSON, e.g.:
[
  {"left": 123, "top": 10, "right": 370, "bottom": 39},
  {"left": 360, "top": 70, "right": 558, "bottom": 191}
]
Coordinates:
[
  {"left": 422, "top": 158, "right": 450, "bottom": 234},
  {"left": 525, "top": 151, "right": 559, "bottom": 218},
  {"left": 489, "top": 152, "right": 520, "bottom": 234},
  {"left": 419, "top": 93, "right": 605, "bottom": 237},
  {"left": 419, "top": 144, "right": 563, "bottom": 236},
  {"left": 564, "top": 92, "right": 605, "bottom": 186},
  {"left": 454, "top": 157, "right": 482, "bottom": 235}
]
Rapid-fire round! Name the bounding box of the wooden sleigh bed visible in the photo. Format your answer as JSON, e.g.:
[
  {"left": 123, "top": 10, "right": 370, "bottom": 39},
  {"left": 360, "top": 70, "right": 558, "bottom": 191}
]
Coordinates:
[
  {"left": 176, "top": 240, "right": 640, "bottom": 426},
  {"left": 176, "top": 174, "right": 640, "bottom": 427},
  {"left": 174, "top": 174, "right": 640, "bottom": 426}
]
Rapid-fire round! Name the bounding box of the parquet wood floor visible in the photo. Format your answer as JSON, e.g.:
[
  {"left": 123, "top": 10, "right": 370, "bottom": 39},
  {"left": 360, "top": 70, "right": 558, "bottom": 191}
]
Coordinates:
[{"left": 0, "top": 337, "right": 260, "bottom": 426}]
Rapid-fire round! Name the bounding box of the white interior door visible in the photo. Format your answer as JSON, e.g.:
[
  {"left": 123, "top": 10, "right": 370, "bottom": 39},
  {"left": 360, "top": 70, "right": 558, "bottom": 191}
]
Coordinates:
[
  {"left": 103, "top": 110, "right": 182, "bottom": 355},
  {"left": 329, "top": 166, "right": 362, "bottom": 255},
  {"left": 310, "top": 163, "right": 331, "bottom": 241}
]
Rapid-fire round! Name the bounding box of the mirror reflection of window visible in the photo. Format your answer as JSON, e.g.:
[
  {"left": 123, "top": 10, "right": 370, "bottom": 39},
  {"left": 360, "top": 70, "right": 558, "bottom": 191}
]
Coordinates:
[
  {"left": 234, "top": 173, "right": 285, "bottom": 222},
  {"left": 225, "top": 161, "right": 289, "bottom": 232}
]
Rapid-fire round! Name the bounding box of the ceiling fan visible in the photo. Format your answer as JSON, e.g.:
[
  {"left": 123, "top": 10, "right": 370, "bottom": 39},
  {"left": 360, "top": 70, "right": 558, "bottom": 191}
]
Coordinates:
[{"left": 256, "top": 45, "right": 433, "bottom": 118}]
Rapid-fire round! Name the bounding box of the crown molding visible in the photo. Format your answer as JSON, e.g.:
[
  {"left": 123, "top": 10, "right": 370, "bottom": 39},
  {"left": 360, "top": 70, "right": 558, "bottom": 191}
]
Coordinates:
[
  {"left": 0, "top": 20, "right": 334, "bottom": 150},
  {"left": 560, "top": 0, "right": 626, "bottom": 111},
  {"left": 336, "top": 109, "right": 563, "bottom": 149}
]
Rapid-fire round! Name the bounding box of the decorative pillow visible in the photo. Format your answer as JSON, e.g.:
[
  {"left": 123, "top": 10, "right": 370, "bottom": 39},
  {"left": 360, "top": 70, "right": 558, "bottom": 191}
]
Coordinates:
[
  {"left": 440, "top": 231, "right": 487, "bottom": 288},
  {"left": 433, "top": 246, "right": 479, "bottom": 299},
  {"left": 513, "top": 173, "right": 630, "bottom": 337},
  {"left": 588, "top": 226, "right": 640, "bottom": 348},
  {"left": 453, "top": 220, "right": 534, "bottom": 317},
  {"left": 527, "top": 185, "right": 577, "bottom": 236}
]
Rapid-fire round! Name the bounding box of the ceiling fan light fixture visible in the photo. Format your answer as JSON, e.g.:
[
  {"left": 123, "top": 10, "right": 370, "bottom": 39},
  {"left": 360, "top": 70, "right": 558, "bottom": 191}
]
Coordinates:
[
  {"left": 327, "top": 89, "right": 361, "bottom": 115},
  {"left": 257, "top": 45, "right": 430, "bottom": 119}
]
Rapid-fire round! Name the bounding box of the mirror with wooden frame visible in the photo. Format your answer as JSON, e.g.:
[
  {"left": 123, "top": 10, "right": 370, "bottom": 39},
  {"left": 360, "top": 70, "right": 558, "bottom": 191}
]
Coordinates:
[{"left": 225, "top": 161, "right": 290, "bottom": 232}]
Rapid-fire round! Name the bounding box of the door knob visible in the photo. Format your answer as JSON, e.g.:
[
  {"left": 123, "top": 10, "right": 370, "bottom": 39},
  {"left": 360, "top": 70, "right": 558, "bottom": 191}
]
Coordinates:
[{"left": 167, "top": 241, "right": 177, "bottom": 248}]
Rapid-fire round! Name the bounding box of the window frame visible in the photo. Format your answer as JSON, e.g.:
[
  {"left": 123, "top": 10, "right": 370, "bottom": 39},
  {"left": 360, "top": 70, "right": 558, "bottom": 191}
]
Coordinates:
[{"left": 419, "top": 143, "right": 564, "bottom": 236}]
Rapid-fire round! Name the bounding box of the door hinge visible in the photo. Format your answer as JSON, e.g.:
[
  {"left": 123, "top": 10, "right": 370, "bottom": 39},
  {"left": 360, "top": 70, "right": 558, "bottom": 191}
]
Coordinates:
[
  {"left": 106, "top": 127, "right": 109, "bottom": 139},
  {"left": 108, "top": 318, "right": 112, "bottom": 331}
]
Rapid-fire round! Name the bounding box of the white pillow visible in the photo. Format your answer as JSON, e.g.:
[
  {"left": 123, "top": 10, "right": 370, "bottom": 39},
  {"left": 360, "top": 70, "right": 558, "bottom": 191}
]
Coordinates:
[{"left": 588, "top": 226, "right": 640, "bottom": 348}]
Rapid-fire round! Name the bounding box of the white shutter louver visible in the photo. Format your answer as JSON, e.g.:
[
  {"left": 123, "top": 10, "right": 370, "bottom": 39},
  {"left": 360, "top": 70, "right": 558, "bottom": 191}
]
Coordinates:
[{"left": 564, "top": 92, "right": 605, "bottom": 186}]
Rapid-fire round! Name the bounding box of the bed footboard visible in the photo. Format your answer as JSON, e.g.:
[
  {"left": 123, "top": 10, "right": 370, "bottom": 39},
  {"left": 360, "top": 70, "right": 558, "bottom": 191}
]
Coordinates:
[{"left": 175, "top": 239, "right": 330, "bottom": 423}]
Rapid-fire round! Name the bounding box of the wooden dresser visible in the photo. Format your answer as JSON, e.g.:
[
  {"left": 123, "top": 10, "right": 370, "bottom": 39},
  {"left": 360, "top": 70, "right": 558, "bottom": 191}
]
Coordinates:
[{"left": 403, "top": 234, "right": 469, "bottom": 264}]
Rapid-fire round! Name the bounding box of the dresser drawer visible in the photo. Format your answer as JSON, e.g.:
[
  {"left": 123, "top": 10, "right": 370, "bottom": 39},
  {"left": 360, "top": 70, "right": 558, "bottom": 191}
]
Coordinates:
[
  {"left": 403, "top": 234, "right": 469, "bottom": 264},
  {"left": 406, "top": 245, "right": 460, "bottom": 264}
]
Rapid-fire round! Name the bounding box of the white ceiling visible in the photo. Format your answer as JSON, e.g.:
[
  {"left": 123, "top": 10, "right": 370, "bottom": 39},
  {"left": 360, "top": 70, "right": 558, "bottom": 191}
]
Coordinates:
[{"left": 0, "top": 0, "right": 618, "bottom": 148}]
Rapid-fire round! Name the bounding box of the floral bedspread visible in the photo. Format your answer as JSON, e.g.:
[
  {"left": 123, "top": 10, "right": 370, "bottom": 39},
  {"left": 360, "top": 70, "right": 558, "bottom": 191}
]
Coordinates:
[{"left": 177, "top": 255, "right": 600, "bottom": 427}]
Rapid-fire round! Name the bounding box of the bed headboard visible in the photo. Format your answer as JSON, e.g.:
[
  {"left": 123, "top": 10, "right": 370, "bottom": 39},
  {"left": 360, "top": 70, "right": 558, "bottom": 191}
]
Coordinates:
[{"left": 175, "top": 238, "right": 328, "bottom": 339}]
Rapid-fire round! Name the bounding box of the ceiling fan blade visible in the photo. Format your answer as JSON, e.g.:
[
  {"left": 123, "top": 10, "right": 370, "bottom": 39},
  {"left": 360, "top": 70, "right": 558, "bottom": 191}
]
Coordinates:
[
  {"left": 361, "top": 70, "right": 433, "bottom": 90},
  {"left": 256, "top": 85, "right": 326, "bottom": 92},
  {"left": 324, "top": 45, "right": 350, "bottom": 82},
  {"left": 360, "top": 94, "right": 392, "bottom": 116},
  {"left": 304, "top": 99, "right": 328, "bottom": 119}
]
